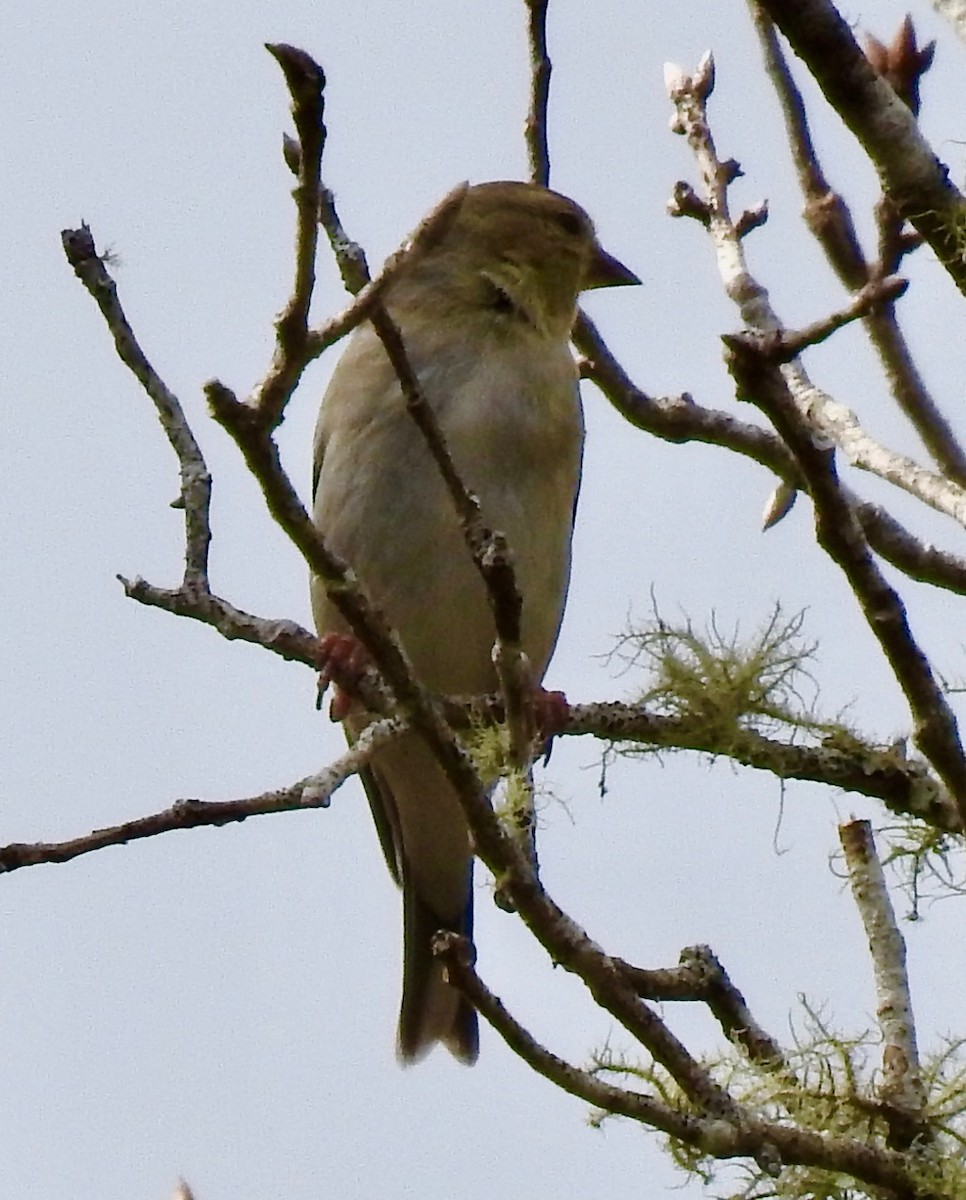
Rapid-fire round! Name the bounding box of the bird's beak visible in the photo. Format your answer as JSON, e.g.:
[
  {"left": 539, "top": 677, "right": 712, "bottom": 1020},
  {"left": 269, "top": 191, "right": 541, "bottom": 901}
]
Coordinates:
[{"left": 584, "top": 244, "right": 641, "bottom": 290}]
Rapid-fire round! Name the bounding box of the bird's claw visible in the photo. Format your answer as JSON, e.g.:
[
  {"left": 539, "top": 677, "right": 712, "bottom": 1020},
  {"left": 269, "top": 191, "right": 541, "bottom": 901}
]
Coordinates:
[
  {"left": 531, "top": 687, "right": 570, "bottom": 763},
  {"left": 314, "top": 632, "right": 372, "bottom": 721}
]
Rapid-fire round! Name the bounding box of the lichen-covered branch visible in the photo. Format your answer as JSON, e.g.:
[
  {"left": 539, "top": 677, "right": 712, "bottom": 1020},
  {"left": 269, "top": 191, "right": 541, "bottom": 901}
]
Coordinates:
[{"left": 437, "top": 936, "right": 945, "bottom": 1195}]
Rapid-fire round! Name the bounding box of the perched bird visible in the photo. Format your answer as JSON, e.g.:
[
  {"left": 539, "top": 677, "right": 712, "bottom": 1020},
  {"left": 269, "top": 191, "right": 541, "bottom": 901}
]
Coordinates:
[{"left": 310, "top": 181, "right": 638, "bottom": 1064}]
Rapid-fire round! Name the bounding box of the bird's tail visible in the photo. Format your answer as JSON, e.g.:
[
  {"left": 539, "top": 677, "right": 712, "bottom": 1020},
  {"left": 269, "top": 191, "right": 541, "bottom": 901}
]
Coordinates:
[{"left": 397, "top": 876, "right": 478, "bottom": 1065}]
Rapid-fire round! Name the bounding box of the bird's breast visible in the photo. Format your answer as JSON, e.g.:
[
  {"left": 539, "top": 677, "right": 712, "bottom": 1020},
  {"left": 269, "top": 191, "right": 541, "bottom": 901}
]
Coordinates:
[{"left": 313, "top": 323, "right": 583, "bottom": 697}]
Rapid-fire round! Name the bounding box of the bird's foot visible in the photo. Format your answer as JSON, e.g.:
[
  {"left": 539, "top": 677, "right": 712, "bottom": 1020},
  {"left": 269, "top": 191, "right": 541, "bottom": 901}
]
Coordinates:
[
  {"left": 531, "top": 687, "right": 570, "bottom": 763},
  {"left": 314, "top": 632, "right": 371, "bottom": 721},
  {"left": 532, "top": 687, "right": 569, "bottom": 738}
]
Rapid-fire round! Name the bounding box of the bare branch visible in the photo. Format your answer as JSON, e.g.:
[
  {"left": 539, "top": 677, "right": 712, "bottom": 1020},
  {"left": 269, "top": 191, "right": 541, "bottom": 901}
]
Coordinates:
[
  {"left": 749, "top": 4, "right": 966, "bottom": 488},
  {"left": 574, "top": 310, "right": 798, "bottom": 477},
  {"left": 576, "top": 312, "right": 966, "bottom": 596},
  {"left": 858, "top": 501, "right": 966, "bottom": 595},
  {"left": 307, "top": 182, "right": 471, "bottom": 351},
  {"left": 117, "top": 577, "right": 395, "bottom": 715},
  {"left": 120, "top": 578, "right": 317, "bottom": 665},
  {"left": 435, "top": 931, "right": 742, "bottom": 1136},
  {"left": 665, "top": 53, "right": 966, "bottom": 531},
  {"left": 318, "top": 184, "right": 370, "bottom": 292},
  {"left": 748, "top": 3, "right": 868, "bottom": 286},
  {"left": 4, "top": 685, "right": 960, "bottom": 875},
  {"left": 620, "top": 944, "right": 789, "bottom": 1071},
  {"left": 61, "top": 224, "right": 211, "bottom": 588},
  {"left": 252, "top": 45, "right": 327, "bottom": 429},
  {"left": 0, "top": 719, "right": 402, "bottom": 874},
  {"left": 437, "top": 934, "right": 942, "bottom": 1193},
  {"left": 840, "top": 820, "right": 928, "bottom": 1148},
  {"left": 755, "top": 0, "right": 966, "bottom": 295},
  {"left": 524, "top": 0, "right": 552, "bottom": 185},
  {"left": 56, "top": 214, "right": 966, "bottom": 843}
]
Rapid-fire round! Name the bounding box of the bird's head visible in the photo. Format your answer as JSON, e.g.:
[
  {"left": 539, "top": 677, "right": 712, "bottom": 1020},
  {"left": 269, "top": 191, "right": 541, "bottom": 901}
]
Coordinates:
[{"left": 393, "top": 181, "right": 639, "bottom": 338}]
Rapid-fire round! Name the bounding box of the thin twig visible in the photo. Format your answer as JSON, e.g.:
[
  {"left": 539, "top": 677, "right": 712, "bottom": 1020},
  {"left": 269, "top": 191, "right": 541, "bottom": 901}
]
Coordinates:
[
  {"left": 61, "top": 225, "right": 211, "bottom": 588},
  {"left": 524, "top": 0, "right": 552, "bottom": 185},
  {"left": 0, "top": 720, "right": 403, "bottom": 874},
  {"left": 251, "top": 45, "right": 327, "bottom": 429},
  {"left": 777, "top": 275, "right": 908, "bottom": 359},
  {"left": 575, "top": 310, "right": 798, "bottom": 478},
  {"left": 748, "top": 3, "right": 868, "bottom": 286},
  {"left": 116, "top": 577, "right": 395, "bottom": 715},
  {"left": 308, "top": 182, "right": 470, "bottom": 347}
]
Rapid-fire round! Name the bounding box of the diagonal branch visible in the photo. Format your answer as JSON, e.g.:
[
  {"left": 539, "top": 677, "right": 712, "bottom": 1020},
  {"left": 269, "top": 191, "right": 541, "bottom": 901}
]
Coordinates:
[
  {"left": 619, "top": 944, "right": 790, "bottom": 1071},
  {"left": 725, "top": 330, "right": 966, "bottom": 831},
  {"left": 664, "top": 51, "right": 966, "bottom": 533},
  {"left": 0, "top": 719, "right": 403, "bottom": 874},
  {"left": 754, "top": 0, "right": 966, "bottom": 296},
  {"left": 748, "top": 4, "right": 966, "bottom": 487},
  {"left": 314, "top": 183, "right": 541, "bottom": 770},
  {"left": 435, "top": 931, "right": 748, "bottom": 1137},
  {"left": 61, "top": 224, "right": 212, "bottom": 589},
  {"left": 52, "top": 218, "right": 966, "bottom": 844},
  {"left": 575, "top": 311, "right": 966, "bottom": 596},
  {"left": 436, "top": 934, "right": 938, "bottom": 1194}
]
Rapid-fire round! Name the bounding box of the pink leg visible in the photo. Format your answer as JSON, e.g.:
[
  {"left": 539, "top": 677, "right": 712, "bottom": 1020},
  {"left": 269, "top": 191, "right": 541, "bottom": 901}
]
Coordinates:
[{"left": 314, "top": 632, "right": 372, "bottom": 721}]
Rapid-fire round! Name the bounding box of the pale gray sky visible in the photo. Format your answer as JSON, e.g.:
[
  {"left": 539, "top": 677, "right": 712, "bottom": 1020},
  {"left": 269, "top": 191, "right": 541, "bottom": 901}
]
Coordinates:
[{"left": 3, "top": 3, "right": 965, "bottom": 1198}]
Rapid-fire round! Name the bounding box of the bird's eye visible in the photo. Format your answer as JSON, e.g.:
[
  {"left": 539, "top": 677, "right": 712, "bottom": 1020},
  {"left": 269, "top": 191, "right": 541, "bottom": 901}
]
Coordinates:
[
  {"left": 482, "top": 274, "right": 518, "bottom": 316},
  {"left": 553, "top": 209, "right": 585, "bottom": 237}
]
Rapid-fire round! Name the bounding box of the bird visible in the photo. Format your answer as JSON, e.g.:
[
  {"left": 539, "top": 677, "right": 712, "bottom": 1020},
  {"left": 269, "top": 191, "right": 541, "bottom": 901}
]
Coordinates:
[{"left": 310, "top": 180, "right": 639, "bottom": 1064}]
